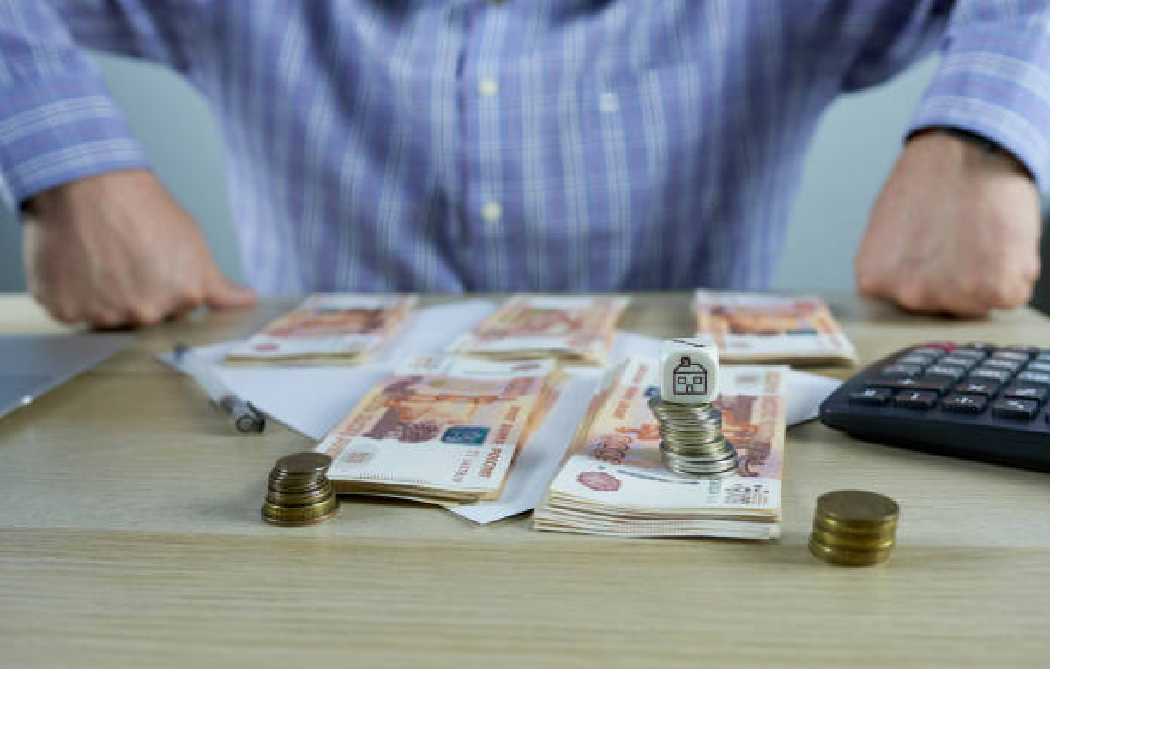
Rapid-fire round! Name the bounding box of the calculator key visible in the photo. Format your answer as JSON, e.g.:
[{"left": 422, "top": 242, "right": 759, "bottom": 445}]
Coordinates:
[
  {"left": 893, "top": 390, "right": 938, "bottom": 410},
  {"left": 1025, "top": 362, "right": 1050, "bottom": 373},
  {"left": 952, "top": 381, "right": 1000, "bottom": 396},
  {"left": 940, "top": 393, "right": 988, "bottom": 414},
  {"left": 937, "top": 356, "right": 979, "bottom": 368},
  {"left": 992, "top": 398, "right": 1039, "bottom": 420},
  {"left": 865, "top": 375, "right": 956, "bottom": 392},
  {"left": 909, "top": 347, "right": 946, "bottom": 358},
  {"left": 951, "top": 348, "right": 989, "bottom": 359},
  {"left": 897, "top": 354, "right": 934, "bottom": 366},
  {"left": 968, "top": 369, "right": 1011, "bottom": 383},
  {"left": 1014, "top": 371, "right": 1049, "bottom": 385},
  {"left": 1034, "top": 350, "right": 1050, "bottom": 363},
  {"left": 849, "top": 387, "right": 892, "bottom": 405},
  {"left": 1002, "top": 385, "right": 1048, "bottom": 401},
  {"left": 982, "top": 358, "right": 1022, "bottom": 371},
  {"left": 925, "top": 365, "right": 965, "bottom": 378},
  {"left": 990, "top": 350, "right": 1029, "bottom": 362},
  {"left": 882, "top": 364, "right": 923, "bottom": 376},
  {"left": 959, "top": 342, "right": 996, "bottom": 351}
]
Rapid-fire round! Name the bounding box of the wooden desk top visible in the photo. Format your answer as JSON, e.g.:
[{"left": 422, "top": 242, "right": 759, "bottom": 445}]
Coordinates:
[{"left": 0, "top": 293, "right": 1049, "bottom": 667}]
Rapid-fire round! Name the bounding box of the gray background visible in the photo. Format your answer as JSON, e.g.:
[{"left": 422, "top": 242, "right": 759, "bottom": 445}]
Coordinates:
[{"left": 0, "top": 53, "right": 939, "bottom": 293}]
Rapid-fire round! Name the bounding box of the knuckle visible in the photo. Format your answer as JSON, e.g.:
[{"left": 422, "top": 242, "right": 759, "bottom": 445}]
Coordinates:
[
  {"left": 91, "top": 311, "right": 125, "bottom": 329},
  {"left": 48, "top": 300, "right": 80, "bottom": 323},
  {"left": 178, "top": 287, "right": 207, "bottom": 309},
  {"left": 129, "top": 304, "right": 163, "bottom": 325},
  {"left": 894, "top": 283, "right": 929, "bottom": 310}
]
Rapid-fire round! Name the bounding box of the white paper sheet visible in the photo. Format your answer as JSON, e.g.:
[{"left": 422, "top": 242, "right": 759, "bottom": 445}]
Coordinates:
[{"left": 158, "top": 306, "right": 841, "bottom": 524}]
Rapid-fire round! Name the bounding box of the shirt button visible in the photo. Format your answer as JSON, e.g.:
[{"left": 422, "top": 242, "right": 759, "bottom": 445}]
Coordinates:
[
  {"left": 479, "top": 78, "right": 499, "bottom": 97},
  {"left": 481, "top": 201, "right": 502, "bottom": 224}
]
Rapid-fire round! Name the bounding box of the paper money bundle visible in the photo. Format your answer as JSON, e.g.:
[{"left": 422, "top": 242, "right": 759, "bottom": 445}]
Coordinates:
[
  {"left": 695, "top": 290, "right": 856, "bottom": 365},
  {"left": 226, "top": 294, "right": 417, "bottom": 365},
  {"left": 317, "top": 356, "right": 556, "bottom": 505},
  {"left": 449, "top": 295, "right": 629, "bottom": 364},
  {"left": 534, "top": 357, "right": 786, "bottom": 540}
]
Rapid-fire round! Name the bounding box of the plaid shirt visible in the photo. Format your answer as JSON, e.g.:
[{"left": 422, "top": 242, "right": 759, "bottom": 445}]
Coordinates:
[{"left": 0, "top": 0, "right": 1049, "bottom": 294}]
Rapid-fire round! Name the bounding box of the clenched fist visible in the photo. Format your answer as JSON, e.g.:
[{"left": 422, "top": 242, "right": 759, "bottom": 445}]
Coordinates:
[
  {"left": 855, "top": 130, "right": 1042, "bottom": 317},
  {"left": 23, "top": 169, "right": 256, "bottom": 328}
]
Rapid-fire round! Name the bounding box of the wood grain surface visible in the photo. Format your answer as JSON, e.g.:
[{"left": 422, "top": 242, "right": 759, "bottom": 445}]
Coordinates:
[{"left": 0, "top": 293, "right": 1049, "bottom": 667}]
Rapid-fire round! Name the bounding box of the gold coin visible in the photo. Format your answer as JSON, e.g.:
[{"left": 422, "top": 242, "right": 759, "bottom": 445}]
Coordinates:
[
  {"left": 261, "top": 496, "right": 339, "bottom": 526},
  {"left": 809, "top": 526, "right": 895, "bottom": 551},
  {"left": 274, "top": 451, "right": 332, "bottom": 475},
  {"left": 815, "top": 490, "right": 899, "bottom": 526},
  {"left": 808, "top": 537, "right": 892, "bottom": 566},
  {"left": 266, "top": 488, "right": 334, "bottom": 507},
  {"left": 812, "top": 513, "right": 899, "bottom": 537}
]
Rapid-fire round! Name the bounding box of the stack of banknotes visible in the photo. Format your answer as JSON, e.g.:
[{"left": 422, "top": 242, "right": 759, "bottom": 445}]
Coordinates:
[
  {"left": 316, "top": 355, "right": 561, "bottom": 505},
  {"left": 695, "top": 290, "right": 856, "bottom": 365},
  {"left": 226, "top": 294, "right": 417, "bottom": 365},
  {"left": 533, "top": 357, "right": 786, "bottom": 539},
  {"left": 450, "top": 294, "right": 630, "bottom": 364}
]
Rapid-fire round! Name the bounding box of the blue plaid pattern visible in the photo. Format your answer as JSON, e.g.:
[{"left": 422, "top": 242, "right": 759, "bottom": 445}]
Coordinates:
[{"left": 0, "top": 0, "right": 1049, "bottom": 294}]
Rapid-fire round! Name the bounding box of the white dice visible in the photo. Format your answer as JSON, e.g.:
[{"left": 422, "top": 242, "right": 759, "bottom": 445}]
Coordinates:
[{"left": 660, "top": 337, "right": 720, "bottom": 405}]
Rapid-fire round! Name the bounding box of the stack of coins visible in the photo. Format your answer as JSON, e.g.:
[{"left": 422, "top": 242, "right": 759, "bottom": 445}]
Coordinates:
[
  {"left": 261, "top": 452, "right": 340, "bottom": 526},
  {"left": 808, "top": 490, "right": 899, "bottom": 566},
  {"left": 648, "top": 396, "right": 739, "bottom": 477}
]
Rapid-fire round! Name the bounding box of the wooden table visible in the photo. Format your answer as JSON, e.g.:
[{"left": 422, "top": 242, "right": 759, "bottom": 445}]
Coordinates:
[{"left": 0, "top": 293, "right": 1049, "bottom": 667}]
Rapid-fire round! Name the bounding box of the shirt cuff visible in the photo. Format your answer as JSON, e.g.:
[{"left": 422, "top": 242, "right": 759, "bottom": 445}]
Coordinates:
[
  {"left": 907, "top": 32, "right": 1049, "bottom": 191},
  {"left": 0, "top": 75, "right": 150, "bottom": 211}
]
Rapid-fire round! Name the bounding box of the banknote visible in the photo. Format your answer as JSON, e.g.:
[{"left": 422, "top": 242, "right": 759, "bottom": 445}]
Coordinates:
[
  {"left": 449, "top": 295, "right": 630, "bottom": 364},
  {"left": 695, "top": 290, "right": 856, "bottom": 364},
  {"left": 317, "top": 356, "right": 554, "bottom": 505},
  {"left": 534, "top": 357, "right": 787, "bottom": 539},
  {"left": 226, "top": 294, "right": 417, "bottom": 365}
]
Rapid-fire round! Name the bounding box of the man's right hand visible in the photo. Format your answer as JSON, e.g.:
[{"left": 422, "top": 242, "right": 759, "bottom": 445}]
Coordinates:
[{"left": 23, "top": 169, "right": 256, "bottom": 328}]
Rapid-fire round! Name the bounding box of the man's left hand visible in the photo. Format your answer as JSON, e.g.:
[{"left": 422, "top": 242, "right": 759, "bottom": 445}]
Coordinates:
[{"left": 855, "top": 129, "right": 1042, "bottom": 317}]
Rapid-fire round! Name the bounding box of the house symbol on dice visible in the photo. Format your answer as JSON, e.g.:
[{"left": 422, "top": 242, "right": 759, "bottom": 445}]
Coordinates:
[
  {"left": 673, "top": 357, "right": 708, "bottom": 397},
  {"left": 660, "top": 337, "right": 720, "bottom": 405}
]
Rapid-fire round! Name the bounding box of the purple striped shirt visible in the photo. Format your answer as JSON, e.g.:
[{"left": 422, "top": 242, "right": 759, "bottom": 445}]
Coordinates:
[{"left": 0, "top": 0, "right": 1049, "bottom": 294}]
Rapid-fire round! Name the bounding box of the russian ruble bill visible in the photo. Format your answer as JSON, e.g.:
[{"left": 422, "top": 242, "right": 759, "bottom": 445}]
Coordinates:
[
  {"left": 226, "top": 294, "right": 417, "bottom": 365},
  {"left": 534, "top": 357, "right": 786, "bottom": 540},
  {"left": 449, "top": 295, "right": 630, "bottom": 364},
  {"left": 695, "top": 290, "right": 856, "bottom": 365},
  {"left": 317, "top": 355, "right": 557, "bottom": 505}
]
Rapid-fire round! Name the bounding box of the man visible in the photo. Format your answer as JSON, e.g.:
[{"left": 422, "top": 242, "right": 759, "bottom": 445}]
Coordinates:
[{"left": 0, "top": 1, "right": 1048, "bottom": 327}]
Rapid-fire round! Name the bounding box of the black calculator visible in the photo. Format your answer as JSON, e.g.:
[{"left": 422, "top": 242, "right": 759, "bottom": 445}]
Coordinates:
[{"left": 819, "top": 342, "right": 1049, "bottom": 471}]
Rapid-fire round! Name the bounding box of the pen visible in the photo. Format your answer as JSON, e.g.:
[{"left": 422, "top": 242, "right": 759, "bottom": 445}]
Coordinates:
[{"left": 172, "top": 343, "right": 267, "bottom": 433}]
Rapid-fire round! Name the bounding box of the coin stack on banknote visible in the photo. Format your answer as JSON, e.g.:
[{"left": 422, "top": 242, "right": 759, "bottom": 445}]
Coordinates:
[
  {"left": 808, "top": 490, "right": 899, "bottom": 566},
  {"left": 534, "top": 357, "right": 788, "bottom": 540},
  {"left": 650, "top": 338, "right": 737, "bottom": 477},
  {"left": 261, "top": 452, "right": 340, "bottom": 526}
]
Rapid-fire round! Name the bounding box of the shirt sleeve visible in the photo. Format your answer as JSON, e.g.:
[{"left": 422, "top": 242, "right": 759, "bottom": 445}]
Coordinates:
[
  {"left": 0, "top": 1, "right": 197, "bottom": 210},
  {"left": 907, "top": 0, "right": 1050, "bottom": 190}
]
